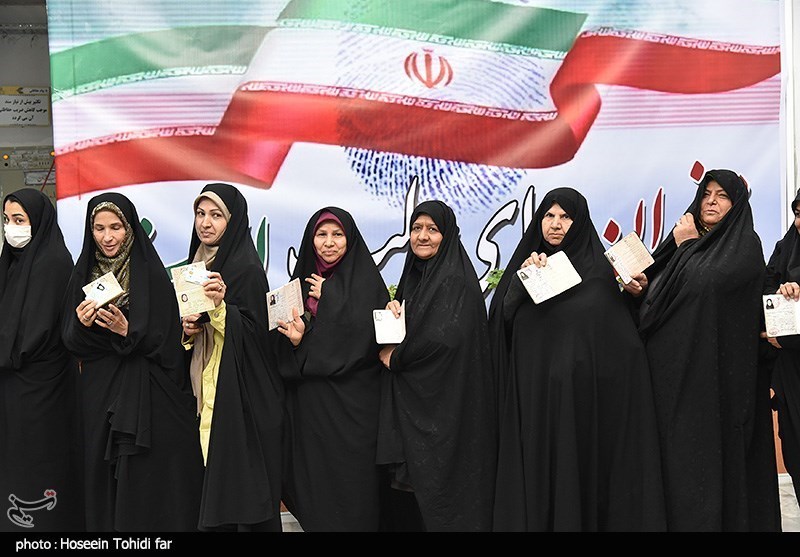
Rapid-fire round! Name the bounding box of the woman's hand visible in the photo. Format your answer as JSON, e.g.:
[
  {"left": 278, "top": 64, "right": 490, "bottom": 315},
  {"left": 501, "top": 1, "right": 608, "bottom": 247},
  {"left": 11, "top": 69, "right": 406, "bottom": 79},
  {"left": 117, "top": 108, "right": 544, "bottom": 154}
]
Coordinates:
[
  {"left": 379, "top": 345, "right": 396, "bottom": 369},
  {"left": 386, "top": 299, "right": 403, "bottom": 318},
  {"left": 203, "top": 271, "right": 226, "bottom": 307},
  {"left": 522, "top": 251, "right": 547, "bottom": 269},
  {"left": 95, "top": 304, "right": 128, "bottom": 337},
  {"left": 277, "top": 306, "right": 306, "bottom": 347},
  {"left": 621, "top": 272, "right": 649, "bottom": 297},
  {"left": 305, "top": 273, "right": 326, "bottom": 300},
  {"left": 760, "top": 331, "right": 782, "bottom": 350},
  {"left": 674, "top": 213, "right": 700, "bottom": 246},
  {"left": 76, "top": 299, "right": 98, "bottom": 327},
  {"left": 778, "top": 282, "right": 800, "bottom": 301},
  {"left": 182, "top": 313, "right": 203, "bottom": 337}
]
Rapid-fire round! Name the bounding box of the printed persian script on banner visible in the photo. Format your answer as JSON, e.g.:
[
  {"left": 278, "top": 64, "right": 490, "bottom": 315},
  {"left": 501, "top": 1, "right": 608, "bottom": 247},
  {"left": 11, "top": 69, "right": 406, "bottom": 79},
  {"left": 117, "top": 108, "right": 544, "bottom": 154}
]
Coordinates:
[
  {"left": 763, "top": 295, "right": 800, "bottom": 337},
  {"left": 517, "top": 251, "right": 582, "bottom": 304},
  {"left": 170, "top": 262, "right": 215, "bottom": 318},
  {"left": 267, "top": 278, "right": 304, "bottom": 331}
]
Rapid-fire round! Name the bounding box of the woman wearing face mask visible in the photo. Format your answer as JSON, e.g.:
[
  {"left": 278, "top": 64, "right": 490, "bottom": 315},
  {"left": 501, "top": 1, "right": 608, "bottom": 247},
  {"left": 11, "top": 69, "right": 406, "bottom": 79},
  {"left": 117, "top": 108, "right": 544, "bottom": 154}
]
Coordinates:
[
  {"left": 61, "top": 192, "right": 203, "bottom": 532},
  {"left": 182, "top": 183, "right": 285, "bottom": 532},
  {"left": 488, "top": 187, "right": 666, "bottom": 532},
  {"left": 376, "top": 200, "right": 496, "bottom": 532},
  {"left": 276, "top": 207, "right": 389, "bottom": 532},
  {"left": 0, "top": 189, "right": 83, "bottom": 532}
]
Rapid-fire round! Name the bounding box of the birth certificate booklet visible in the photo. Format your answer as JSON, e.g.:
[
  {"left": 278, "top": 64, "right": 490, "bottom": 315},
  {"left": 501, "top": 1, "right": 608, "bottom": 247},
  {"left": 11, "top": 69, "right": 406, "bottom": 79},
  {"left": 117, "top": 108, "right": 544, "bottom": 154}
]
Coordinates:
[
  {"left": 267, "top": 278, "right": 304, "bottom": 331},
  {"left": 603, "top": 231, "right": 655, "bottom": 285},
  {"left": 171, "top": 262, "right": 215, "bottom": 318},
  {"left": 516, "top": 251, "right": 581, "bottom": 304},
  {"left": 82, "top": 271, "right": 124, "bottom": 307},
  {"left": 763, "top": 294, "right": 800, "bottom": 338},
  {"left": 373, "top": 300, "right": 406, "bottom": 344}
]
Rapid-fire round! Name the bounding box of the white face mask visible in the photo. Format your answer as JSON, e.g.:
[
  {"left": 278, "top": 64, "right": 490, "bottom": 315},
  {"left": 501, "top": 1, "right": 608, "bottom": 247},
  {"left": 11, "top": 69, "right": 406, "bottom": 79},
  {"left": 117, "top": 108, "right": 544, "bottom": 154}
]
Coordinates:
[{"left": 4, "top": 224, "right": 32, "bottom": 248}]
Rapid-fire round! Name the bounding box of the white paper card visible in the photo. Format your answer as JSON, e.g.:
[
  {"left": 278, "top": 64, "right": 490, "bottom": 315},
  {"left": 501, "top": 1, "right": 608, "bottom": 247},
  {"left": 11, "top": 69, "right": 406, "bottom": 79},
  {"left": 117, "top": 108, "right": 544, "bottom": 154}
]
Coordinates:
[
  {"left": 170, "top": 262, "right": 216, "bottom": 318},
  {"left": 763, "top": 294, "right": 800, "bottom": 337},
  {"left": 82, "top": 272, "right": 124, "bottom": 307},
  {"left": 516, "top": 251, "right": 581, "bottom": 304},
  {"left": 373, "top": 301, "right": 406, "bottom": 344},
  {"left": 267, "top": 278, "right": 304, "bottom": 331},
  {"left": 604, "top": 231, "right": 655, "bottom": 284}
]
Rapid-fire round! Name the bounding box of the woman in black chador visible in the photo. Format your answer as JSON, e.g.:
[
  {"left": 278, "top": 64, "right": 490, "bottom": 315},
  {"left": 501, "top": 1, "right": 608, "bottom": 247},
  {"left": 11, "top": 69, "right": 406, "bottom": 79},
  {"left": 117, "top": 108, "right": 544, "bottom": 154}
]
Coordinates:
[
  {"left": 62, "top": 192, "right": 203, "bottom": 531},
  {"left": 489, "top": 187, "right": 666, "bottom": 532},
  {"left": 276, "top": 207, "right": 389, "bottom": 531},
  {"left": 376, "top": 200, "right": 496, "bottom": 532},
  {"left": 0, "top": 189, "right": 82, "bottom": 531},
  {"left": 635, "top": 169, "right": 779, "bottom": 531},
  {"left": 181, "top": 183, "right": 285, "bottom": 531}
]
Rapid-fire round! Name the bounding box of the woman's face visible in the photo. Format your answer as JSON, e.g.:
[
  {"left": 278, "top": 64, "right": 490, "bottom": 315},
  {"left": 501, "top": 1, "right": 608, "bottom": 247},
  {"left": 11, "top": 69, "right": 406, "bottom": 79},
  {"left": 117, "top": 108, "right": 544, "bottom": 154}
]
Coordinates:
[
  {"left": 699, "top": 180, "right": 733, "bottom": 229},
  {"left": 410, "top": 213, "right": 442, "bottom": 260},
  {"left": 313, "top": 220, "right": 347, "bottom": 265},
  {"left": 2, "top": 201, "right": 30, "bottom": 227},
  {"left": 541, "top": 202, "right": 572, "bottom": 246},
  {"left": 195, "top": 198, "right": 228, "bottom": 246},
  {"left": 92, "top": 210, "right": 127, "bottom": 257},
  {"left": 794, "top": 204, "right": 800, "bottom": 234}
]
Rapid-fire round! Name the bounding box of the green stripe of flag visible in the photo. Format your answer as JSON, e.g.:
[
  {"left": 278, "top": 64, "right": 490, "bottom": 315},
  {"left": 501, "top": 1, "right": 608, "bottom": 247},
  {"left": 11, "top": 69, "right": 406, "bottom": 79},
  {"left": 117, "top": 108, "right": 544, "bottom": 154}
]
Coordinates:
[
  {"left": 278, "top": 0, "right": 586, "bottom": 53},
  {"left": 51, "top": 25, "right": 271, "bottom": 98}
]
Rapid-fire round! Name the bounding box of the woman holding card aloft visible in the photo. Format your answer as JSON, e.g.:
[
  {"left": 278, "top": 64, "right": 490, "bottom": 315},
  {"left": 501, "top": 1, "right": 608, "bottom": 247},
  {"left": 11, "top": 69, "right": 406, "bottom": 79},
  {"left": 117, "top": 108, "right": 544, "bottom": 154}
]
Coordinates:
[
  {"left": 275, "top": 207, "right": 389, "bottom": 532},
  {"left": 0, "top": 189, "right": 82, "bottom": 532},
  {"left": 61, "top": 192, "right": 203, "bottom": 531},
  {"left": 376, "top": 200, "right": 496, "bottom": 532},
  {"left": 181, "top": 182, "right": 285, "bottom": 531},
  {"left": 488, "top": 187, "right": 665, "bottom": 532},
  {"left": 762, "top": 188, "right": 800, "bottom": 513},
  {"left": 631, "top": 169, "right": 779, "bottom": 531}
]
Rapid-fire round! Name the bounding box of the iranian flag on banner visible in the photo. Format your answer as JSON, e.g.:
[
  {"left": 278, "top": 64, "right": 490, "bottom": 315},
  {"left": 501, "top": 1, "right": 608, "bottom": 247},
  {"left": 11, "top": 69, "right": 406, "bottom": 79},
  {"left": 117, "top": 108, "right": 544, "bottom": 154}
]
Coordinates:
[{"left": 50, "top": 0, "right": 780, "bottom": 199}]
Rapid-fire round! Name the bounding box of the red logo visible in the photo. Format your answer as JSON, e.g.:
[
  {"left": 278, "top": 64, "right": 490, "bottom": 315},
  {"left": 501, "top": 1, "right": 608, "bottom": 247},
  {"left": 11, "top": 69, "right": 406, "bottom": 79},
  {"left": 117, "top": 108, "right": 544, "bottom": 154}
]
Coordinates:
[{"left": 404, "top": 49, "right": 453, "bottom": 89}]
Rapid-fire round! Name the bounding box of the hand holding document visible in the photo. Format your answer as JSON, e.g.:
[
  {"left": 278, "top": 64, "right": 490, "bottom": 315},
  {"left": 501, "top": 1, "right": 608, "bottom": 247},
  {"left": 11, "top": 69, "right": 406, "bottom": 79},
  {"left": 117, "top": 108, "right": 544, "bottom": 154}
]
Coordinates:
[
  {"left": 517, "top": 251, "right": 581, "bottom": 304},
  {"left": 171, "top": 262, "right": 215, "bottom": 318},
  {"left": 763, "top": 294, "right": 800, "bottom": 337},
  {"left": 82, "top": 271, "right": 124, "bottom": 307},
  {"left": 373, "top": 300, "right": 406, "bottom": 344},
  {"left": 604, "top": 232, "right": 655, "bottom": 284},
  {"left": 267, "top": 278, "right": 304, "bottom": 331}
]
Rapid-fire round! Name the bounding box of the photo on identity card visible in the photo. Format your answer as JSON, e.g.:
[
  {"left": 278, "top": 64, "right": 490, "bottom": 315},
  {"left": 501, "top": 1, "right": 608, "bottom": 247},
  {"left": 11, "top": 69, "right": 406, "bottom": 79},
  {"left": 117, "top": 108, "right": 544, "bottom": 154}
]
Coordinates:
[{"left": 82, "top": 271, "right": 124, "bottom": 307}]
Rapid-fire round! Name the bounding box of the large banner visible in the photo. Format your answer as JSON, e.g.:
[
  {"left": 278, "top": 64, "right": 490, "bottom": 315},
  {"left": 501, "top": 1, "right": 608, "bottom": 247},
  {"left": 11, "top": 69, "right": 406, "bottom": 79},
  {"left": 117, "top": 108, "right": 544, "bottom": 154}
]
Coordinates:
[{"left": 47, "top": 0, "right": 783, "bottom": 295}]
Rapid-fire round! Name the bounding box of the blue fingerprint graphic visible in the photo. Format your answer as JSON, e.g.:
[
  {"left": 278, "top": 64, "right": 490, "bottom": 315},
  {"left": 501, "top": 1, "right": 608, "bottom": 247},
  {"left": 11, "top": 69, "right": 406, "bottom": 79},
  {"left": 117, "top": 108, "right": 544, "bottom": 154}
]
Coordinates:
[{"left": 346, "top": 149, "right": 523, "bottom": 214}]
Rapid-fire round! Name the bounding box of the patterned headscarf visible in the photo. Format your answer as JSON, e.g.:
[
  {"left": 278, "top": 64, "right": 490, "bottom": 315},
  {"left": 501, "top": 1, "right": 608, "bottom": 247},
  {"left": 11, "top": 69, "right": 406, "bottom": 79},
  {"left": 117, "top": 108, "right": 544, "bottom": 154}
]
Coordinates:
[{"left": 90, "top": 201, "right": 134, "bottom": 309}]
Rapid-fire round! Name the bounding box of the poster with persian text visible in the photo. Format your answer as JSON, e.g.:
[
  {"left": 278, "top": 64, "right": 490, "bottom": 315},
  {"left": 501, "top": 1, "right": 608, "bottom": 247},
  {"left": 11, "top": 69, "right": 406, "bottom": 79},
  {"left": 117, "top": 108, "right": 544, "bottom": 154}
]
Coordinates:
[{"left": 47, "top": 0, "right": 783, "bottom": 296}]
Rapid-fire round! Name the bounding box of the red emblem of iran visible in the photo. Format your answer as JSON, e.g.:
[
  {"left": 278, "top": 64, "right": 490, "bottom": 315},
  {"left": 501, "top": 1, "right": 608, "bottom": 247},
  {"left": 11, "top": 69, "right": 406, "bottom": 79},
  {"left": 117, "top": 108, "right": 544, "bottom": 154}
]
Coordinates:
[{"left": 404, "top": 48, "right": 453, "bottom": 89}]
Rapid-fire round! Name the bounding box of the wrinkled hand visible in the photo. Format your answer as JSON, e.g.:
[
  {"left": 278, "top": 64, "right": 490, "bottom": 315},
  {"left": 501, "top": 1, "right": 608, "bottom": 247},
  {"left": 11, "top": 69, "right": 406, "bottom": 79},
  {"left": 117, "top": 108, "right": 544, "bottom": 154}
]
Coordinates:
[
  {"left": 305, "top": 273, "right": 326, "bottom": 300},
  {"left": 379, "top": 344, "right": 396, "bottom": 369},
  {"left": 202, "top": 271, "right": 226, "bottom": 307},
  {"left": 77, "top": 299, "right": 98, "bottom": 328},
  {"left": 779, "top": 282, "right": 800, "bottom": 301},
  {"left": 760, "top": 331, "right": 782, "bottom": 350},
  {"left": 277, "top": 306, "right": 306, "bottom": 347},
  {"left": 386, "top": 299, "right": 403, "bottom": 318},
  {"left": 620, "top": 272, "right": 649, "bottom": 298},
  {"left": 522, "top": 251, "right": 547, "bottom": 269},
  {"left": 674, "top": 213, "right": 700, "bottom": 246},
  {"left": 96, "top": 304, "right": 128, "bottom": 337},
  {"left": 182, "top": 313, "right": 203, "bottom": 337}
]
